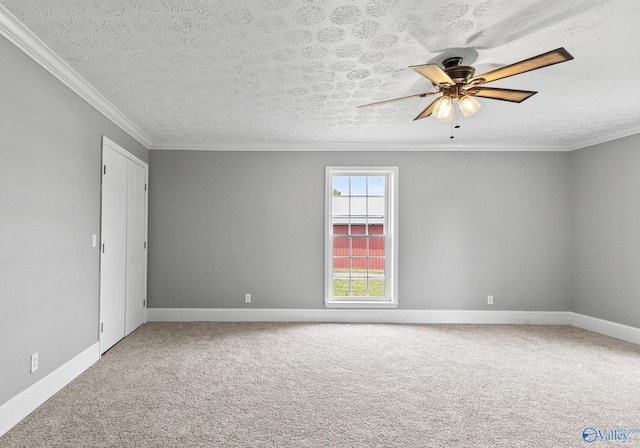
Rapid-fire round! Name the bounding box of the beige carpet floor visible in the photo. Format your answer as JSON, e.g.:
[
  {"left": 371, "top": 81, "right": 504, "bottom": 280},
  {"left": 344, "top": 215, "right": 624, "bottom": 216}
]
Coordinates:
[{"left": 2, "top": 322, "right": 640, "bottom": 447}]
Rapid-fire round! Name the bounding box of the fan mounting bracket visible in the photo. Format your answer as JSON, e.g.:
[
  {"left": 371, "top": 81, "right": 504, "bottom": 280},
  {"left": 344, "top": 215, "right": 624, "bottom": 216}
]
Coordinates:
[{"left": 442, "top": 57, "right": 463, "bottom": 69}]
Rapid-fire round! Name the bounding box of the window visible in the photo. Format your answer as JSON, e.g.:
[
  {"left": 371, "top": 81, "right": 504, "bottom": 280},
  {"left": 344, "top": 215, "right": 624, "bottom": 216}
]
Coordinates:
[{"left": 325, "top": 166, "right": 398, "bottom": 308}]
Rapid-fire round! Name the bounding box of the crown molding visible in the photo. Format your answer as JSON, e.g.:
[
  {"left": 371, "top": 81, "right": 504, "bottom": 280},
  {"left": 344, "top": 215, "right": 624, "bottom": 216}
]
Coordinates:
[
  {"left": 0, "top": 4, "right": 152, "bottom": 149},
  {"left": 566, "top": 124, "right": 640, "bottom": 151},
  {"left": 149, "top": 141, "right": 573, "bottom": 152}
]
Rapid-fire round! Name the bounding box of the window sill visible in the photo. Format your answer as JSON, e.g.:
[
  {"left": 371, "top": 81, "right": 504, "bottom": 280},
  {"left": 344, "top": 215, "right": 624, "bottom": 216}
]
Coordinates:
[{"left": 325, "top": 300, "right": 398, "bottom": 309}]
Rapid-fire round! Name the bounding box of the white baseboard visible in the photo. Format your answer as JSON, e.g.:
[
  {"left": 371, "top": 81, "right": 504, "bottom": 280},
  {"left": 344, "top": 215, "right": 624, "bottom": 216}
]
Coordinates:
[
  {"left": 148, "top": 308, "right": 640, "bottom": 345},
  {"left": 147, "top": 308, "right": 572, "bottom": 325},
  {"left": 570, "top": 313, "right": 640, "bottom": 345},
  {"left": 0, "top": 342, "right": 100, "bottom": 438}
]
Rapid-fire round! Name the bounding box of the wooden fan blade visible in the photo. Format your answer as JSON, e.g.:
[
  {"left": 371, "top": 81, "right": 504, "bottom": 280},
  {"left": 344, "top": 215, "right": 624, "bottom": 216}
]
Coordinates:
[
  {"left": 469, "top": 47, "right": 573, "bottom": 85},
  {"left": 413, "top": 97, "right": 440, "bottom": 121},
  {"left": 357, "top": 92, "right": 438, "bottom": 108},
  {"left": 410, "top": 64, "right": 455, "bottom": 87},
  {"left": 465, "top": 87, "right": 537, "bottom": 103}
]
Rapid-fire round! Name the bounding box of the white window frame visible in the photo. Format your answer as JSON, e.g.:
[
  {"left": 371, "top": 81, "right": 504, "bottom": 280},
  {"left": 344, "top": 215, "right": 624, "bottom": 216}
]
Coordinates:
[{"left": 325, "top": 166, "right": 398, "bottom": 308}]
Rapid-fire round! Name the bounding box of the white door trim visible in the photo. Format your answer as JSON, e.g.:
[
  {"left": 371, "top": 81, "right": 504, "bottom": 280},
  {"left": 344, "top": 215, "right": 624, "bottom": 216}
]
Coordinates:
[{"left": 102, "top": 136, "right": 148, "bottom": 170}]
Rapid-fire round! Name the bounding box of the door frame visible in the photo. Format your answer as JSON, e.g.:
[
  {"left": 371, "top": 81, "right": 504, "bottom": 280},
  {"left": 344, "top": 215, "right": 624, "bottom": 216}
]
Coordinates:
[{"left": 99, "top": 136, "right": 149, "bottom": 353}]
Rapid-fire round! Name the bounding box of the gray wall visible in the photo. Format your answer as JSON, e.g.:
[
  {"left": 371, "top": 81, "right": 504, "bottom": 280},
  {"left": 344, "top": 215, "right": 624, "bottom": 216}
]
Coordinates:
[
  {"left": 0, "top": 35, "right": 148, "bottom": 406},
  {"left": 149, "top": 150, "right": 572, "bottom": 311},
  {"left": 571, "top": 134, "right": 640, "bottom": 328}
]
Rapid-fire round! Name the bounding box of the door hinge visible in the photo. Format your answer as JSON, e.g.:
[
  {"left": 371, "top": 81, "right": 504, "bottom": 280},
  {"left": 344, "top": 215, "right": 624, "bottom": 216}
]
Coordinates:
[
  {"left": 100, "top": 323, "right": 104, "bottom": 333},
  {"left": 143, "top": 299, "right": 146, "bottom": 307},
  {"left": 144, "top": 241, "right": 147, "bottom": 249},
  {"left": 102, "top": 243, "right": 105, "bottom": 253},
  {"left": 145, "top": 183, "right": 147, "bottom": 191},
  {"left": 103, "top": 165, "right": 106, "bottom": 175}
]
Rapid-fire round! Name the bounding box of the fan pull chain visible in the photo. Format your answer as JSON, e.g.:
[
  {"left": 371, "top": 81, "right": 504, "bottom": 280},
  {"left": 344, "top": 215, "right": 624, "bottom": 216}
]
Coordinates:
[
  {"left": 451, "top": 91, "right": 460, "bottom": 139},
  {"left": 450, "top": 101, "right": 455, "bottom": 139},
  {"left": 450, "top": 115, "right": 454, "bottom": 139},
  {"left": 455, "top": 90, "right": 460, "bottom": 130}
]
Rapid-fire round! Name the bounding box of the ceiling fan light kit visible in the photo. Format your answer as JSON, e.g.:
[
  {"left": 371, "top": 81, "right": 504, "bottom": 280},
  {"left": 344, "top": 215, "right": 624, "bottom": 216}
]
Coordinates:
[
  {"left": 358, "top": 47, "right": 574, "bottom": 135},
  {"left": 458, "top": 95, "right": 482, "bottom": 117},
  {"left": 433, "top": 96, "right": 453, "bottom": 122}
]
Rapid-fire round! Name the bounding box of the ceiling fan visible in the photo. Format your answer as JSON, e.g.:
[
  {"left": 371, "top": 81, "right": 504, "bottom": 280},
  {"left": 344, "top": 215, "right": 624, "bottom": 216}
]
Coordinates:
[{"left": 358, "top": 47, "right": 574, "bottom": 123}]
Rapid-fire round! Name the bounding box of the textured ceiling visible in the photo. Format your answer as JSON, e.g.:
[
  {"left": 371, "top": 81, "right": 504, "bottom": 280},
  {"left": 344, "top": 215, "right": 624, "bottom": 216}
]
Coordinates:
[{"left": 2, "top": 0, "right": 640, "bottom": 150}]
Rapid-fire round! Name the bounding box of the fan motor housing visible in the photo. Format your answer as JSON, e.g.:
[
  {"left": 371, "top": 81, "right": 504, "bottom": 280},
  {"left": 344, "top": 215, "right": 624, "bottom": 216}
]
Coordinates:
[{"left": 442, "top": 57, "right": 475, "bottom": 84}]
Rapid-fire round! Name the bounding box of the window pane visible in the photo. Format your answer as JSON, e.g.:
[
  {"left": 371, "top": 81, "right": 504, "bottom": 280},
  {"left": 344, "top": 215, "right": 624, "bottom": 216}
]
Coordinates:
[
  {"left": 334, "top": 248, "right": 351, "bottom": 297},
  {"left": 352, "top": 258, "right": 367, "bottom": 274},
  {"left": 368, "top": 277, "right": 385, "bottom": 297},
  {"left": 368, "top": 223, "right": 384, "bottom": 235},
  {"left": 333, "top": 279, "right": 349, "bottom": 297},
  {"left": 333, "top": 256, "right": 350, "bottom": 293},
  {"left": 333, "top": 177, "right": 349, "bottom": 196},
  {"left": 367, "top": 197, "right": 385, "bottom": 217},
  {"left": 333, "top": 262, "right": 350, "bottom": 276},
  {"left": 351, "top": 176, "right": 366, "bottom": 196},
  {"left": 333, "top": 223, "right": 348, "bottom": 235},
  {"left": 351, "top": 279, "right": 367, "bottom": 296},
  {"left": 369, "top": 236, "right": 385, "bottom": 256},
  {"left": 333, "top": 196, "right": 349, "bottom": 216},
  {"left": 333, "top": 237, "right": 350, "bottom": 257},
  {"left": 369, "top": 258, "right": 385, "bottom": 297},
  {"left": 351, "top": 222, "right": 366, "bottom": 234},
  {"left": 352, "top": 238, "right": 366, "bottom": 257},
  {"left": 350, "top": 197, "right": 366, "bottom": 216},
  {"left": 369, "top": 257, "right": 385, "bottom": 274},
  {"left": 368, "top": 176, "right": 384, "bottom": 195}
]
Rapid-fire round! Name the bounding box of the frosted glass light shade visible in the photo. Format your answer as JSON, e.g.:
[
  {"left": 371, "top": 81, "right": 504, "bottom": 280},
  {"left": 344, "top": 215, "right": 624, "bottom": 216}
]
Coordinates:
[
  {"left": 458, "top": 95, "right": 481, "bottom": 117},
  {"left": 433, "top": 96, "right": 453, "bottom": 122}
]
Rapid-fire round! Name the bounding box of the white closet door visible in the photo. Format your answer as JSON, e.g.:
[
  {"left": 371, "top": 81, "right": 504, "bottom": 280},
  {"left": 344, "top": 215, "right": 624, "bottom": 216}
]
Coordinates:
[
  {"left": 99, "top": 146, "right": 127, "bottom": 353},
  {"left": 125, "top": 159, "right": 147, "bottom": 335}
]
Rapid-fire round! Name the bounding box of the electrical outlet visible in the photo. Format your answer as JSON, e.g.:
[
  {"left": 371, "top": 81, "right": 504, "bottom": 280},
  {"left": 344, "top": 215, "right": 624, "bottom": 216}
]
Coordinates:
[
  {"left": 30, "top": 352, "right": 39, "bottom": 373},
  {"left": 487, "top": 295, "right": 494, "bottom": 305},
  {"left": 245, "top": 293, "right": 251, "bottom": 303}
]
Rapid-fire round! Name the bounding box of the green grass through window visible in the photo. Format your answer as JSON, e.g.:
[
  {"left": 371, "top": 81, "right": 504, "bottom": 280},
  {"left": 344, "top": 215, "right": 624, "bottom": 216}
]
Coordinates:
[{"left": 332, "top": 269, "right": 385, "bottom": 297}]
